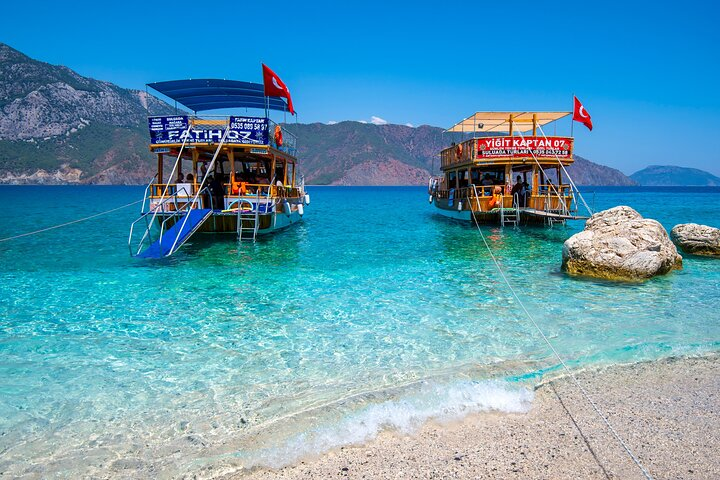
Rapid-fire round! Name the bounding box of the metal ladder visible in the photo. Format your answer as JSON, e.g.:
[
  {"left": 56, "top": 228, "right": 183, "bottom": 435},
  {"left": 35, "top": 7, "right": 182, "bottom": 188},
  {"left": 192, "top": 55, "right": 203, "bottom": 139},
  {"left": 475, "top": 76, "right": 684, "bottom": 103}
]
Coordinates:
[
  {"left": 500, "top": 196, "right": 519, "bottom": 227},
  {"left": 236, "top": 199, "right": 259, "bottom": 242}
]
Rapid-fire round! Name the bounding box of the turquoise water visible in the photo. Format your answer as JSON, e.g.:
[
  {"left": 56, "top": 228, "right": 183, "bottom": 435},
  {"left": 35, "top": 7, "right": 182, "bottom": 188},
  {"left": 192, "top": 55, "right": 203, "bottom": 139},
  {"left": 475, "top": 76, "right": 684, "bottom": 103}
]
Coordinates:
[{"left": 0, "top": 185, "right": 719, "bottom": 478}]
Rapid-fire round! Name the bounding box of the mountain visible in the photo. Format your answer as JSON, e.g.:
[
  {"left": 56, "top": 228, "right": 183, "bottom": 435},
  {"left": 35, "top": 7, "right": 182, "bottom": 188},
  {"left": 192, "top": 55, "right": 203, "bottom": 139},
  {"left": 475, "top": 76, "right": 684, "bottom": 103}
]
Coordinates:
[
  {"left": 0, "top": 42, "right": 171, "bottom": 184},
  {"left": 0, "top": 43, "right": 636, "bottom": 186},
  {"left": 286, "top": 122, "right": 636, "bottom": 186},
  {"left": 565, "top": 155, "right": 637, "bottom": 186},
  {"left": 284, "top": 121, "right": 445, "bottom": 185},
  {"left": 630, "top": 165, "right": 720, "bottom": 186}
]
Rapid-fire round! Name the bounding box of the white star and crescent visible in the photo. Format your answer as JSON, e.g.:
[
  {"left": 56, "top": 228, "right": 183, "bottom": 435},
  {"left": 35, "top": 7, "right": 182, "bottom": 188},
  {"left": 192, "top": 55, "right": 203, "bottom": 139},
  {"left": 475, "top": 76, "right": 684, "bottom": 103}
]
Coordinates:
[{"left": 579, "top": 106, "right": 589, "bottom": 118}]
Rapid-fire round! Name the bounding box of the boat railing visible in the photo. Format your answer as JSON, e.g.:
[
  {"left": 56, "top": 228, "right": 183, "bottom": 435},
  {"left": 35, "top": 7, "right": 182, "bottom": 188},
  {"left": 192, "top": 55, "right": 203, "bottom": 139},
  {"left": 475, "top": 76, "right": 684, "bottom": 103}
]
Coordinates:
[
  {"left": 440, "top": 138, "right": 476, "bottom": 168},
  {"left": 141, "top": 174, "right": 158, "bottom": 213},
  {"left": 538, "top": 184, "right": 572, "bottom": 215},
  {"left": 437, "top": 183, "right": 573, "bottom": 213},
  {"left": 128, "top": 185, "right": 207, "bottom": 256}
]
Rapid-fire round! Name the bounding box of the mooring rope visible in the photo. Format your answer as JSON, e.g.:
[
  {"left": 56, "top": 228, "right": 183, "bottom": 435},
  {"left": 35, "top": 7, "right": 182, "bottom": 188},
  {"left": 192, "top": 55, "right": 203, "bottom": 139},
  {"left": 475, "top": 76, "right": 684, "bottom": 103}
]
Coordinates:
[
  {"left": 469, "top": 215, "right": 653, "bottom": 480},
  {"left": 0, "top": 200, "right": 141, "bottom": 243}
]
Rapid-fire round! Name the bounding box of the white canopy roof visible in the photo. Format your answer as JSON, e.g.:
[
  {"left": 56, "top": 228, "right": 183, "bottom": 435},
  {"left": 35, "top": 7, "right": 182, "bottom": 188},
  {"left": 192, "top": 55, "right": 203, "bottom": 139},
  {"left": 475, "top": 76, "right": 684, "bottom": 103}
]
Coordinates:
[{"left": 446, "top": 111, "right": 571, "bottom": 134}]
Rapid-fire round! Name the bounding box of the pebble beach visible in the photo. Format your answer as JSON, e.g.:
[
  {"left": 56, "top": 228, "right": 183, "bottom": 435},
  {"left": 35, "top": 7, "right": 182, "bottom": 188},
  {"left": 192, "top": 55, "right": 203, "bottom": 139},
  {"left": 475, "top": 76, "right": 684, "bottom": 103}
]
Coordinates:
[{"left": 237, "top": 355, "right": 720, "bottom": 480}]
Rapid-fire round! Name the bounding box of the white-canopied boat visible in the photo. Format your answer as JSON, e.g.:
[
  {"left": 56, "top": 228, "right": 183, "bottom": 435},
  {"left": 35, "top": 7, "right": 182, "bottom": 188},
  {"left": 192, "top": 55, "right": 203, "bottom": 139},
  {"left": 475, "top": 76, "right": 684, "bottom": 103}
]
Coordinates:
[{"left": 429, "top": 111, "right": 589, "bottom": 226}]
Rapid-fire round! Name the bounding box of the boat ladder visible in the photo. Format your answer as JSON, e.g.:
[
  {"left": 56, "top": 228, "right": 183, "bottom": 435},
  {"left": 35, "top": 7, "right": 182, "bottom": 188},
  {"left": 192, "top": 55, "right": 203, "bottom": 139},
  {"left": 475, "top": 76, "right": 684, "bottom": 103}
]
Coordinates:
[
  {"left": 500, "top": 198, "right": 519, "bottom": 227},
  {"left": 237, "top": 199, "right": 260, "bottom": 242}
]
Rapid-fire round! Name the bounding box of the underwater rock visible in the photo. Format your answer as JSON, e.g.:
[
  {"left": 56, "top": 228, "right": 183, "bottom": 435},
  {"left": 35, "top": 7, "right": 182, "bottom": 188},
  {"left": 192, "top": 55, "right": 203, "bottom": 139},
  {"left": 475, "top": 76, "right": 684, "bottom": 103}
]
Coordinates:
[
  {"left": 562, "top": 206, "right": 682, "bottom": 280},
  {"left": 671, "top": 223, "right": 720, "bottom": 257}
]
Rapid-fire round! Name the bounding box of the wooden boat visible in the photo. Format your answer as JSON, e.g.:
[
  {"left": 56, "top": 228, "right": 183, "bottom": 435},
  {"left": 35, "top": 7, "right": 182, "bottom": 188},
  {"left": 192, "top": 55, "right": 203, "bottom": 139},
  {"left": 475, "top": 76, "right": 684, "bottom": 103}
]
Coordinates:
[
  {"left": 128, "top": 78, "right": 308, "bottom": 258},
  {"left": 429, "top": 112, "right": 588, "bottom": 226}
]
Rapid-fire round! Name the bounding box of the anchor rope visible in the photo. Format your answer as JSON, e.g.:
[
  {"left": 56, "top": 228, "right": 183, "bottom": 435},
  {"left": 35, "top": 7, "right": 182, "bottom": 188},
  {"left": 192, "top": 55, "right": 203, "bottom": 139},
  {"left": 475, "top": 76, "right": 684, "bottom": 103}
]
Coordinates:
[
  {"left": 469, "top": 214, "right": 653, "bottom": 480},
  {"left": 536, "top": 123, "right": 594, "bottom": 216},
  {"left": 0, "top": 200, "right": 141, "bottom": 243}
]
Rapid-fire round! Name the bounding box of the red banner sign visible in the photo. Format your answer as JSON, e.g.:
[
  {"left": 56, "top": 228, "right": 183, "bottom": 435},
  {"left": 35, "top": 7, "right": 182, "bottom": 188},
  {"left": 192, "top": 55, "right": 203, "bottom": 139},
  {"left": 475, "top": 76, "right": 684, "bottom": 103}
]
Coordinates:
[{"left": 476, "top": 136, "right": 573, "bottom": 159}]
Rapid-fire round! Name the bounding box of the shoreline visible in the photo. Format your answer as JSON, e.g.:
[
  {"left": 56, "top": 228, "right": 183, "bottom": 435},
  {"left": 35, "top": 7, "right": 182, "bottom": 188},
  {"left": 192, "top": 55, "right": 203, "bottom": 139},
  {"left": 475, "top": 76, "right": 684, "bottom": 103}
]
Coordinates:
[{"left": 229, "top": 354, "right": 720, "bottom": 479}]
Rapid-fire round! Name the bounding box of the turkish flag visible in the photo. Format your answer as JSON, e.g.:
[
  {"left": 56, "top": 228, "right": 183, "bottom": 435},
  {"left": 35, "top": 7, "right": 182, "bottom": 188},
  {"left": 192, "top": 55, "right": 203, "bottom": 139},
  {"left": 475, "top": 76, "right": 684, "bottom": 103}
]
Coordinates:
[
  {"left": 572, "top": 96, "right": 592, "bottom": 131},
  {"left": 262, "top": 64, "right": 295, "bottom": 115}
]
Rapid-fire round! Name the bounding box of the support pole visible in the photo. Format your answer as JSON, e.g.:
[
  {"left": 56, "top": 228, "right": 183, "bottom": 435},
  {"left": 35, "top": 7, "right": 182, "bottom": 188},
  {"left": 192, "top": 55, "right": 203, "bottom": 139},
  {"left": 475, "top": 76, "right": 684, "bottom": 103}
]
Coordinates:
[{"left": 157, "top": 153, "right": 164, "bottom": 195}]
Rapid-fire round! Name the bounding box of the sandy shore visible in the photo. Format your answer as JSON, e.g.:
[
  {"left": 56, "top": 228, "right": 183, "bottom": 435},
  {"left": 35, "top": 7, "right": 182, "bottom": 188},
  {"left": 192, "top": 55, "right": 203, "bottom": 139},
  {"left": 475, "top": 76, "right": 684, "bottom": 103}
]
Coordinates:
[{"left": 229, "top": 355, "right": 719, "bottom": 480}]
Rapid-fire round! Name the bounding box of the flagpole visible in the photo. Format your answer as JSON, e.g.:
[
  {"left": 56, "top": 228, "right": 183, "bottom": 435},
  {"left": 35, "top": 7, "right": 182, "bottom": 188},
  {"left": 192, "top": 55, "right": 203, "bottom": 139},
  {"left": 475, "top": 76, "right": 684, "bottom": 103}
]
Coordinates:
[{"left": 570, "top": 93, "right": 575, "bottom": 138}]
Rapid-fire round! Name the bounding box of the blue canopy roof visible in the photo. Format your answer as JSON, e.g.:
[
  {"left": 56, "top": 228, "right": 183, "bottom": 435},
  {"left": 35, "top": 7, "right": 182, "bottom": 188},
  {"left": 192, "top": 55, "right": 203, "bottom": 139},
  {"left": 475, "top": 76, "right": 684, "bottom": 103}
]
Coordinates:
[{"left": 147, "top": 79, "right": 290, "bottom": 113}]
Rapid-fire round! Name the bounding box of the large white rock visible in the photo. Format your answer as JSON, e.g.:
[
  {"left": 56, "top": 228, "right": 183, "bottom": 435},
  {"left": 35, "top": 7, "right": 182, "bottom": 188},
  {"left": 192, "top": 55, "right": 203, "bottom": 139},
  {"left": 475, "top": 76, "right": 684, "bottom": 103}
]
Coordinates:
[
  {"left": 671, "top": 223, "right": 720, "bottom": 257},
  {"left": 562, "top": 206, "right": 682, "bottom": 280}
]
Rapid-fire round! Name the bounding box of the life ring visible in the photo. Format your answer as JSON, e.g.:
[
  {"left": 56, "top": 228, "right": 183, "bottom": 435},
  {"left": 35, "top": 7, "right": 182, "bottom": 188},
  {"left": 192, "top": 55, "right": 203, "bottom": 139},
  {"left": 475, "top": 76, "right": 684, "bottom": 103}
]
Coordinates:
[
  {"left": 455, "top": 143, "right": 463, "bottom": 159},
  {"left": 274, "top": 125, "right": 283, "bottom": 147}
]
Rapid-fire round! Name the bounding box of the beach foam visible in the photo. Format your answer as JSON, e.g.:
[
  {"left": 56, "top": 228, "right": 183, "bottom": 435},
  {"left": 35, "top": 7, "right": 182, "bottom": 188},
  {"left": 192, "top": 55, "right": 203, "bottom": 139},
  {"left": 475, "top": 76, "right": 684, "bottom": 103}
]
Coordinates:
[{"left": 242, "top": 380, "right": 533, "bottom": 470}]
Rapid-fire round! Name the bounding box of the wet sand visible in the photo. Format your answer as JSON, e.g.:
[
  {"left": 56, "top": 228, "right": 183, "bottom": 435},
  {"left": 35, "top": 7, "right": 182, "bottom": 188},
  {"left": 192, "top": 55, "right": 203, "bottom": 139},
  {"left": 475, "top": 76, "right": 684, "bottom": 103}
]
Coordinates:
[{"left": 231, "top": 355, "right": 720, "bottom": 480}]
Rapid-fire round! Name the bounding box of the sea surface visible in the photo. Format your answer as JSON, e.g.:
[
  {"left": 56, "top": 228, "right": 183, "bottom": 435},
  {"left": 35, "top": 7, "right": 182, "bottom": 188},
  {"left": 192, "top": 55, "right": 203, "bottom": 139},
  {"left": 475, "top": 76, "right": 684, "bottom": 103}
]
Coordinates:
[{"left": 0, "top": 185, "right": 718, "bottom": 478}]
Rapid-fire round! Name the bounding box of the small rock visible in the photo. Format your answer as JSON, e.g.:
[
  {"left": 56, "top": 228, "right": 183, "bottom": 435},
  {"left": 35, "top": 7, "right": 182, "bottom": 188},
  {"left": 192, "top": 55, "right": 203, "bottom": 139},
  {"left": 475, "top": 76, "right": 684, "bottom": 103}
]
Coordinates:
[{"left": 671, "top": 223, "right": 720, "bottom": 257}]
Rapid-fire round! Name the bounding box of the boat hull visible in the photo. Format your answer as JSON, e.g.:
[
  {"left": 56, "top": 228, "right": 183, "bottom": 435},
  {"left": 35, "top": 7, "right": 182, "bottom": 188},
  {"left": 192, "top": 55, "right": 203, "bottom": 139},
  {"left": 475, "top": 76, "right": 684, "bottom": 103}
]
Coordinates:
[
  {"left": 431, "top": 197, "right": 569, "bottom": 225},
  {"left": 158, "top": 210, "right": 303, "bottom": 236}
]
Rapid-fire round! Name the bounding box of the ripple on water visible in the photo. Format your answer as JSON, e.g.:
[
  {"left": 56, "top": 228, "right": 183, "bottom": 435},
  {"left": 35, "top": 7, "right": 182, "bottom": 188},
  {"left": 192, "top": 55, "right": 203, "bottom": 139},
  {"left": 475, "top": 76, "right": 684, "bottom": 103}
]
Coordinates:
[{"left": 0, "top": 185, "right": 718, "bottom": 477}]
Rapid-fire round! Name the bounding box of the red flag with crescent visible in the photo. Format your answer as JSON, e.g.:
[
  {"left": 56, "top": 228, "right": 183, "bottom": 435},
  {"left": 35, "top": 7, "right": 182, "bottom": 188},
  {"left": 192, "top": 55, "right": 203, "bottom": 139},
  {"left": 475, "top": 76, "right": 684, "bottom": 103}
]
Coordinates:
[
  {"left": 262, "top": 64, "right": 295, "bottom": 115},
  {"left": 572, "top": 96, "right": 592, "bottom": 131}
]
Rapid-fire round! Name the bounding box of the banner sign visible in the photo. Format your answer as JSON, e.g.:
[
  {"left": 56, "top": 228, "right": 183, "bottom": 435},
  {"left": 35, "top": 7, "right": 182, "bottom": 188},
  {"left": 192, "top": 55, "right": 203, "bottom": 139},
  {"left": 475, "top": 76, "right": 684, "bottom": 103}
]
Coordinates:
[
  {"left": 476, "top": 136, "right": 573, "bottom": 159},
  {"left": 227, "top": 116, "right": 268, "bottom": 145},
  {"left": 148, "top": 116, "right": 269, "bottom": 145},
  {"left": 149, "top": 116, "right": 189, "bottom": 145}
]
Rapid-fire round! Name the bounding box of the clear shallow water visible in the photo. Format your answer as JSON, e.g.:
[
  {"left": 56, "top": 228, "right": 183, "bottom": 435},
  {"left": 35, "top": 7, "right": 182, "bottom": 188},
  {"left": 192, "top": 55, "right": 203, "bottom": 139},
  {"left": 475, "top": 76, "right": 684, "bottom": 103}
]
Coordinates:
[{"left": 0, "top": 185, "right": 718, "bottom": 477}]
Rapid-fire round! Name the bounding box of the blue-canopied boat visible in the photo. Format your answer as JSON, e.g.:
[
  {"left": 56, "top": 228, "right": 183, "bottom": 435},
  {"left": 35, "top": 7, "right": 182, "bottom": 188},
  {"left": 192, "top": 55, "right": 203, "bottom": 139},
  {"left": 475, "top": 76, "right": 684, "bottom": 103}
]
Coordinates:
[{"left": 128, "top": 77, "right": 309, "bottom": 258}]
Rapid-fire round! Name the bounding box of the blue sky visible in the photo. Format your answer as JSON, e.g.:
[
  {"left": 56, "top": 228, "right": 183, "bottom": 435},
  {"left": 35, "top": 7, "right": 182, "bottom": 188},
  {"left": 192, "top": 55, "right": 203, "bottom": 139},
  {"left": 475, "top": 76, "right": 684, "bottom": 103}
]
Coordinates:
[{"left": 3, "top": 0, "right": 720, "bottom": 175}]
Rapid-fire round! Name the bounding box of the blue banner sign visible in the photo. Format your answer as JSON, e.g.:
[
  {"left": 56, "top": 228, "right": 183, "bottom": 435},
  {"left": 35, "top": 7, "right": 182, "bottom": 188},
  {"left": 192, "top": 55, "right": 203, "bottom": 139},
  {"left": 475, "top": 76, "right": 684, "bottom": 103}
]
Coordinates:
[
  {"left": 148, "top": 116, "right": 189, "bottom": 144},
  {"left": 148, "top": 116, "right": 268, "bottom": 145},
  {"left": 228, "top": 116, "right": 268, "bottom": 145}
]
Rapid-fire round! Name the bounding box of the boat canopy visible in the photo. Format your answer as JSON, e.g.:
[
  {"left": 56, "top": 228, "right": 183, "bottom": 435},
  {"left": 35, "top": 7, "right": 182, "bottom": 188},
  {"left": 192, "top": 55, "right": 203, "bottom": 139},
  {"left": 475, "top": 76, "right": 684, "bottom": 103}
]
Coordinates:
[
  {"left": 147, "top": 79, "right": 291, "bottom": 113},
  {"left": 446, "top": 111, "right": 570, "bottom": 134}
]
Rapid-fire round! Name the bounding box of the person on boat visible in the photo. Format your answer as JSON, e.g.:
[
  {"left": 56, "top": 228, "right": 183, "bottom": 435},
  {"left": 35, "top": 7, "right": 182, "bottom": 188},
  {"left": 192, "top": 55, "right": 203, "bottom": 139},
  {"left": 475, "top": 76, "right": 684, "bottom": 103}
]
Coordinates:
[
  {"left": 511, "top": 176, "right": 525, "bottom": 206},
  {"left": 203, "top": 174, "right": 215, "bottom": 208},
  {"left": 186, "top": 173, "right": 194, "bottom": 183},
  {"left": 210, "top": 175, "right": 225, "bottom": 210},
  {"left": 199, "top": 163, "right": 207, "bottom": 181},
  {"left": 175, "top": 172, "right": 184, "bottom": 184}
]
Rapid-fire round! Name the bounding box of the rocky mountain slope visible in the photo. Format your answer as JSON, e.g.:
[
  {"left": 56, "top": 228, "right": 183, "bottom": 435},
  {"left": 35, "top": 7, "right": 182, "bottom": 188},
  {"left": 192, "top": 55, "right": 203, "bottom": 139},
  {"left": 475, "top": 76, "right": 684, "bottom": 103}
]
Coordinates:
[
  {"left": 0, "top": 42, "right": 170, "bottom": 184},
  {"left": 0, "top": 43, "right": 637, "bottom": 186},
  {"left": 631, "top": 165, "right": 720, "bottom": 186}
]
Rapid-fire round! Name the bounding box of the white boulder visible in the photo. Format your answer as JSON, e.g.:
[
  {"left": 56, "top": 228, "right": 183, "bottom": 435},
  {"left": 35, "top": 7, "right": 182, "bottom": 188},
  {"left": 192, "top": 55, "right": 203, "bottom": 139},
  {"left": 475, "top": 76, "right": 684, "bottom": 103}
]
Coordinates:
[
  {"left": 671, "top": 223, "right": 720, "bottom": 257},
  {"left": 562, "top": 206, "right": 682, "bottom": 280}
]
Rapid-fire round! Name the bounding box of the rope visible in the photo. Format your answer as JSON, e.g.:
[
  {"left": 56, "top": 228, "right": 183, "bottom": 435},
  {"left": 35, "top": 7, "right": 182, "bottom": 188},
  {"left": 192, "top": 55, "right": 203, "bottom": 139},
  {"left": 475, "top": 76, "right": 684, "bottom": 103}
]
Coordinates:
[
  {"left": 536, "top": 123, "right": 594, "bottom": 215},
  {"left": 469, "top": 215, "right": 653, "bottom": 480},
  {"left": 0, "top": 200, "right": 141, "bottom": 243}
]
